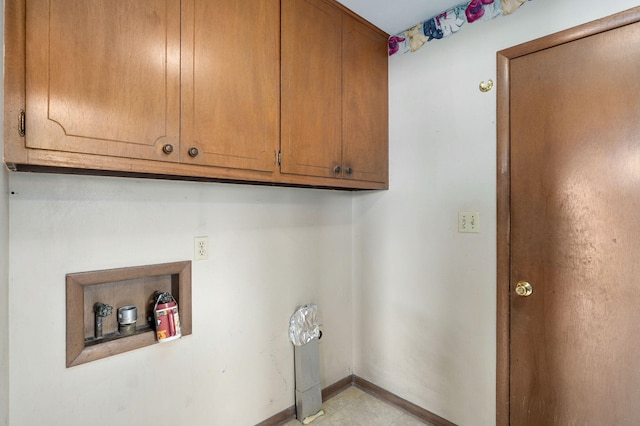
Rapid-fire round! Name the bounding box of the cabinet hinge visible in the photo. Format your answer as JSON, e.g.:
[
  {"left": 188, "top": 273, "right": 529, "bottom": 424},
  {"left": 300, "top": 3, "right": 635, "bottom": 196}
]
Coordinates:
[{"left": 18, "top": 110, "right": 25, "bottom": 137}]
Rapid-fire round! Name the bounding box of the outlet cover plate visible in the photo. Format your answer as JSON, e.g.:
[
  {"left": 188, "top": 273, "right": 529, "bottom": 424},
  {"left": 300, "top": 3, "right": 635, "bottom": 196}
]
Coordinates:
[
  {"left": 458, "top": 212, "right": 480, "bottom": 233},
  {"left": 194, "top": 236, "right": 208, "bottom": 260}
]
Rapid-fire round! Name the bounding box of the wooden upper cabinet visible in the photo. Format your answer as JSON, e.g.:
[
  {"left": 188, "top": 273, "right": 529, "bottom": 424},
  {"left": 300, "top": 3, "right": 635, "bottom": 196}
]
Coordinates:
[
  {"left": 342, "top": 15, "right": 389, "bottom": 184},
  {"left": 181, "top": 0, "right": 280, "bottom": 172},
  {"left": 25, "top": 0, "right": 181, "bottom": 162},
  {"left": 281, "top": 0, "right": 343, "bottom": 179},
  {"left": 281, "top": 0, "right": 388, "bottom": 185},
  {"left": 6, "top": 0, "right": 387, "bottom": 189}
]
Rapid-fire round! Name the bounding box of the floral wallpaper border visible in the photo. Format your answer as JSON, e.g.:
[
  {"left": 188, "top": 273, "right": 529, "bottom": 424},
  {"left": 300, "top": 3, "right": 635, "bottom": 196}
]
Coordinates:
[{"left": 389, "top": 0, "right": 532, "bottom": 56}]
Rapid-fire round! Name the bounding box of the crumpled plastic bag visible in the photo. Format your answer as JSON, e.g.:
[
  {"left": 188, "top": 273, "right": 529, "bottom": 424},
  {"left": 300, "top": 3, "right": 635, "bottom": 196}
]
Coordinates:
[
  {"left": 502, "top": 0, "right": 527, "bottom": 15},
  {"left": 289, "top": 304, "right": 320, "bottom": 346}
]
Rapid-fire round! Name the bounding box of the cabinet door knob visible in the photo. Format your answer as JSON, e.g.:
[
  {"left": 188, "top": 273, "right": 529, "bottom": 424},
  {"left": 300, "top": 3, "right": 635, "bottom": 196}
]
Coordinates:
[
  {"left": 162, "top": 144, "right": 174, "bottom": 154},
  {"left": 346, "top": 167, "right": 353, "bottom": 175},
  {"left": 333, "top": 166, "right": 341, "bottom": 174},
  {"left": 188, "top": 147, "right": 199, "bottom": 158}
]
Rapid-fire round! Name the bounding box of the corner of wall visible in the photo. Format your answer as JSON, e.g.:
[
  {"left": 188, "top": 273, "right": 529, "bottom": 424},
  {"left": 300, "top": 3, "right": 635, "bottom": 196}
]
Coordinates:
[
  {"left": 1, "top": 2, "right": 11, "bottom": 423},
  {"left": 0, "top": 165, "right": 8, "bottom": 426}
]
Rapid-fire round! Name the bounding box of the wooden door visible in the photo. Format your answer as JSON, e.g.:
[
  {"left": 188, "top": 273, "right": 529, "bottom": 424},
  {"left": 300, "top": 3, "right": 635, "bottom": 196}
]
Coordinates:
[
  {"left": 26, "top": 0, "right": 181, "bottom": 162},
  {"left": 497, "top": 7, "right": 640, "bottom": 425},
  {"left": 342, "top": 15, "right": 388, "bottom": 184},
  {"left": 181, "top": 0, "right": 279, "bottom": 172},
  {"left": 281, "top": 0, "right": 343, "bottom": 179}
]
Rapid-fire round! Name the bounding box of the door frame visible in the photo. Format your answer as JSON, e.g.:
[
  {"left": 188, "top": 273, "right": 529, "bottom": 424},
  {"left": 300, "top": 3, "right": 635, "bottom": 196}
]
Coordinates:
[{"left": 495, "top": 6, "right": 640, "bottom": 425}]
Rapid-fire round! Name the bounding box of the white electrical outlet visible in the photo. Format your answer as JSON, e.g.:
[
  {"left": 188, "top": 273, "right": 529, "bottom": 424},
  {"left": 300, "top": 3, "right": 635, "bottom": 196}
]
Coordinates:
[
  {"left": 194, "top": 236, "right": 208, "bottom": 260},
  {"left": 458, "top": 212, "right": 480, "bottom": 233}
]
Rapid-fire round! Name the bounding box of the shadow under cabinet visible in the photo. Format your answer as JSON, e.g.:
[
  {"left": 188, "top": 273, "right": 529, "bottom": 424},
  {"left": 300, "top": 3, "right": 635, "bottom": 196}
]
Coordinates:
[{"left": 66, "top": 261, "right": 192, "bottom": 367}]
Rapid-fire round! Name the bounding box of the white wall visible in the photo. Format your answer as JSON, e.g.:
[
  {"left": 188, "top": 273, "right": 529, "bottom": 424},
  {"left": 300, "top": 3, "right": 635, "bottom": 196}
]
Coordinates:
[
  {"left": 353, "top": 1, "right": 640, "bottom": 425},
  {"left": 0, "top": 167, "right": 7, "bottom": 426},
  {"left": 0, "top": 165, "right": 8, "bottom": 426},
  {"left": 1, "top": 1, "right": 10, "bottom": 423},
  {"left": 7, "top": 173, "right": 353, "bottom": 425}
]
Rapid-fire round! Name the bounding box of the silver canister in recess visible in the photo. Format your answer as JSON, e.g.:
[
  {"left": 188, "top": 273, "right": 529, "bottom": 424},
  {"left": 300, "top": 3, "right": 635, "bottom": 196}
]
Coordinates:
[{"left": 117, "top": 305, "right": 137, "bottom": 335}]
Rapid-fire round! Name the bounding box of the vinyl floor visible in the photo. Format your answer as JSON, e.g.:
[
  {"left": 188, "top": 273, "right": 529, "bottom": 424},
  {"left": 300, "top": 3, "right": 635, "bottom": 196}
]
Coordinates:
[{"left": 280, "top": 386, "right": 435, "bottom": 426}]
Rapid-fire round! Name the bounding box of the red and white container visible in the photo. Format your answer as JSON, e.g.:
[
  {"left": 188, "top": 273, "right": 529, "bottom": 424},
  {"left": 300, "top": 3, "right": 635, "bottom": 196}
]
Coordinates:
[{"left": 153, "top": 294, "right": 181, "bottom": 343}]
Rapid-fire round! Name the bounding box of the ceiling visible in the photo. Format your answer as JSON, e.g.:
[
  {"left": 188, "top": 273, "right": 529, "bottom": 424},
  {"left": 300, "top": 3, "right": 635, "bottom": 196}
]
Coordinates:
[{"left": 335, "top": 0, "right": 464, "bottom": 35}]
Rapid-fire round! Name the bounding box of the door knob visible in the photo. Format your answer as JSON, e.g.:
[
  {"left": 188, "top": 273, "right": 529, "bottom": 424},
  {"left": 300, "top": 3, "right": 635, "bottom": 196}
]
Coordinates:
[{"left": 515, "top": 281, "right": 533, "bottom": 297}]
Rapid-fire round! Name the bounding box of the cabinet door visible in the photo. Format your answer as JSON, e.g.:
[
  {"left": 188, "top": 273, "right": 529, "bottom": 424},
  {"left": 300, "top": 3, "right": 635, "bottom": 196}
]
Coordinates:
[
  {"left": 342, "top": 15, "right": 389, "bottom": 184},
  {"left": 281, "top": 0, "right": 343, "bottom": 179},
  {"left": 181, "top": 0, "right": 280, "bottom": 172},
  {"left": 26, "top": 0, "right": 181, "bottom": 162}
]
